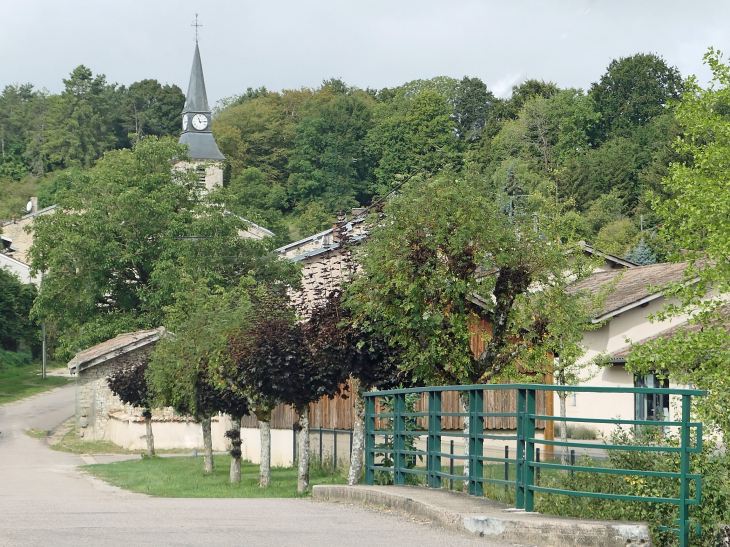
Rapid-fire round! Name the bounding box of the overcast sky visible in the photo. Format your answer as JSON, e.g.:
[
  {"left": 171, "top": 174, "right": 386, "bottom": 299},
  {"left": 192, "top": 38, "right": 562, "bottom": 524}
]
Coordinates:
[{"left": 4, "top": 1, "right": 730, "bottom": 106}]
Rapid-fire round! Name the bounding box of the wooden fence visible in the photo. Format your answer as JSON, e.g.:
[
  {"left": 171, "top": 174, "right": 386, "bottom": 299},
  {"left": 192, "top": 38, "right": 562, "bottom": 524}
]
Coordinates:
[
  {"left": 241, "top": 382, "right": 551, "bottom": 431},
  {"left": 240, "top": 317, "right": 554, "bottom": 436}
]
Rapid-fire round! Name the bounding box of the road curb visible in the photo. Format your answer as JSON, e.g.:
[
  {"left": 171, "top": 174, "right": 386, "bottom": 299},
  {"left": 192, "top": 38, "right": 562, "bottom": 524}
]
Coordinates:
[{"left": 312, "top": 485, "right": 651, "bottom": 546}]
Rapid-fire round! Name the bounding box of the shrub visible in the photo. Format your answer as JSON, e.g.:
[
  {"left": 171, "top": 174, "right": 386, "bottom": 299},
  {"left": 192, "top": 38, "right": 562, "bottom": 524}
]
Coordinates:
[
  {"left": 0, "top": 348, "right": 33, "bottom": 368},
  {"left": 536, "top": 426, "right": 730, "bottom": 546},
  {"left": 554, "top": 423, "right": 598, "bottom": 440}
]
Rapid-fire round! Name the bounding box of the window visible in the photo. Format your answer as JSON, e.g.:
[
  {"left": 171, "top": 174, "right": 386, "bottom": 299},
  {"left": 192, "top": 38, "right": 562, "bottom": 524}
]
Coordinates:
[{"left": 634, "top": 373, "right": 669, "bottom": 422}]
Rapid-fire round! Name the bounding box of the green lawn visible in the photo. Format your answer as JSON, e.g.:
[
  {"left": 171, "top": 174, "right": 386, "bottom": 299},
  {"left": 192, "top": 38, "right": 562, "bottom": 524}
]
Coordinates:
[
  {"left": 83, "top": 455, "right": 348, "bottom": 497},
  {"left": 0, "top": 363, "right": 71, "bottom": 405}
]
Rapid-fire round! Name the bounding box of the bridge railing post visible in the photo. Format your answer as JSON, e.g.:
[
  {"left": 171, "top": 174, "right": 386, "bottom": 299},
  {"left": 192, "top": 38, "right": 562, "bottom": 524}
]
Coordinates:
[
  {"left": 393, "top": 393, "right": 406, "bottom": 485},
  {"left": 468, "top": 389, "right": 484, "bottom": 496},
  {"left": 428, "top": 391, "right": 442, "bottom": 488},
  {"left": 516, "top": 388, "right": 526, "bottom": 509},
  {"left": 365, "top": 396, "right": 375, "bottom": 485}
]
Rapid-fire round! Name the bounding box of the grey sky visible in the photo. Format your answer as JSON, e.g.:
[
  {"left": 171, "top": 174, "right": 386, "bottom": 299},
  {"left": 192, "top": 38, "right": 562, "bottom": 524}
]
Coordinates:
[{"left": 4, "top": 1, "right": 730, "bottom": 106}]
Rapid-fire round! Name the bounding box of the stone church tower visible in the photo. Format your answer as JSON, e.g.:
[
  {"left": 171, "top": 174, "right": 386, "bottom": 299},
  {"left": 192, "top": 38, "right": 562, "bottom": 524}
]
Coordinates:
[{"left": 178, "top": 42, "right": 225, "bottom": 192}]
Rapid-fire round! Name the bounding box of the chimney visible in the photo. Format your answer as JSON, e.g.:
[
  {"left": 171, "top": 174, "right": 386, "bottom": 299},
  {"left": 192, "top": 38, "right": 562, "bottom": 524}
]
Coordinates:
[{"left": 30, "top": 197, "right": 38, "bottom": 214}]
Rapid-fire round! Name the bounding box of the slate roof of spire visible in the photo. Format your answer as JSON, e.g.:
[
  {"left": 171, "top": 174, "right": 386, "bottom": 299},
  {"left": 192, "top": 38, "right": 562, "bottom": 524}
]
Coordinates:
[
  {"left": 179, "top": 131, "right": 225, "bottom": 160},
  {"left": 182, "top": 43, "right": 210, "bottom": 113},
  {"left": 179, "top": 42, "right": 225, "bottom": 161}
]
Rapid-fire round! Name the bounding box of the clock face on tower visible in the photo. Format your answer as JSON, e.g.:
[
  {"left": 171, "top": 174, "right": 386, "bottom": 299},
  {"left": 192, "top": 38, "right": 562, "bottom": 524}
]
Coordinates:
[
  {"left": 182, "top": 115, "right": 188, "bottom": 131},
  {"left": 192, "top": 114, "right": 208, "bottom": 131}
]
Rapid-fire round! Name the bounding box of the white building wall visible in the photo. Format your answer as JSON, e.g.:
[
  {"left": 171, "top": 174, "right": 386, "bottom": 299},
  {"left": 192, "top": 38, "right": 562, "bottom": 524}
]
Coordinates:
[{"left": 556, "top": 295, "right": 693, "bottom": 436}]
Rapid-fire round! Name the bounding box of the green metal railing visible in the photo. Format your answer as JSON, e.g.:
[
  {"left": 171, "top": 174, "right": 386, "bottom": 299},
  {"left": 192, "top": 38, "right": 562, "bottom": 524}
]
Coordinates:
[{"left": 364, "top": 384, "right": 707, "bottom": 547}]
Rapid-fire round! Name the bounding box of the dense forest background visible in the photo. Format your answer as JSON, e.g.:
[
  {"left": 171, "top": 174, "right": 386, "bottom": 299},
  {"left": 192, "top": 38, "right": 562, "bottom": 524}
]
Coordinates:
[{"left": 1, "top": 53, "right": 685, "bottom": 259}]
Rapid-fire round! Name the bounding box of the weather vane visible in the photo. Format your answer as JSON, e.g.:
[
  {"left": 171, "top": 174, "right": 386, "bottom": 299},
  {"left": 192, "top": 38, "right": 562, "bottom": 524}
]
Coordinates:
[{"left": 191, "top": 14, "right": 202, "bottom": 42}]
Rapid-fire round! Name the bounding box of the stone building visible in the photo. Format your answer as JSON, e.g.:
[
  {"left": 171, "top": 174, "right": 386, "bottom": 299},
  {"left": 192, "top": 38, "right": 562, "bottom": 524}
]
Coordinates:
[
  {"left": 68, "top": 329, "right": 163, "bottom": 441},
  {"left": 0, "top": 202, "right": 55, "bottom": 286},
  {"left": 67, "top": 327, "right": 233, "bottom": 451}
]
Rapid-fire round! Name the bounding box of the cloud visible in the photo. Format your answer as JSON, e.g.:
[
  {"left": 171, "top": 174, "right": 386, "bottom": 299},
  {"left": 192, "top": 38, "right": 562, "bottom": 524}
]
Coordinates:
[{"left": 490, "top": 74, "right": 522, "bottom": 99}]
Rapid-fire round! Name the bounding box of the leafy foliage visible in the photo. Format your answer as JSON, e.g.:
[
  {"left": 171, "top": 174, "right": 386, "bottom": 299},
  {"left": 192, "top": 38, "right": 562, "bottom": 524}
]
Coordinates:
[
  {"left": 303, "top": 290, "right": 408, "bottom": 392},
  {"left": 148, "top": 279, "right": 256, "bottom": 420},
  {"left": 0, "top": 268, "right": 38, "bottom": 351},
  {"left": 108, "top": 362, "right": 153, "bottom": 418},
  {"left": 625, "top": 239, "right": 656, "bottom": 265},
  {"left": 589, "top": 53, "right": 684, "bottom": 141},
  {"left": 628, "top": 49, "right": 730, "bottom": 439},
  {"left": 226, "top": 289, "right": 346, "bottom": 412},
  {"left": 345, "top": 170, "right": 597, "bottom": 386},
  {"left": 28, "top": 136, "right": 295, "bottom": 361},
  {"left": 538, "top": 427, "right": 730, "bottom": 547}
]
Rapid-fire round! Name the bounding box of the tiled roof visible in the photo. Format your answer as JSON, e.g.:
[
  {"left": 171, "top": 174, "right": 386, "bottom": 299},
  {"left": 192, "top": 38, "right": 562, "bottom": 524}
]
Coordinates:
[
  {"left": 578, "top": 241, "right": 640, "bottom": 268},
  {"left": 568, "top": 262, "right": 694, "bottom": 322},
  {"left": 1, "top": 205, "right": 57, "bottom": 226},
  {"left": 67, "top": 328, "right": 163, "bottom": 374}
]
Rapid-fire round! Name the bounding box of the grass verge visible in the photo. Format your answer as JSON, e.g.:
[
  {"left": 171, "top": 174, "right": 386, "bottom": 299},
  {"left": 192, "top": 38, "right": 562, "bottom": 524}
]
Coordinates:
[
  {"left": 0, "top": 363, "right": 71, "bottom": 405},
  {"left": 51, "top": 426, "right": 193, "bottom": 455},
  {"left": 25, "top": 428, "right": 48, "bottom": 439},
  {"left": 83, "top": 454, "right": 348, "bottom": 497}
]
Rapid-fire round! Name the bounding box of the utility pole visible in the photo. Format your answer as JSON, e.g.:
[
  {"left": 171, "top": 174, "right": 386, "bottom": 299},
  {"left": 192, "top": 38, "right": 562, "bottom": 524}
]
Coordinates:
[{"left": 42, "top": 321, "right": 46, "bottom": 379}]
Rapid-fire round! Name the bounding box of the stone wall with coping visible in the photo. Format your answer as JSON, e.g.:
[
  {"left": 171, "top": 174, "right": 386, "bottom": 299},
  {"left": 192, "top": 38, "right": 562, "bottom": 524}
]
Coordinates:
[{"left": 108, "top": 412, "right": 233, "bottom": 451}]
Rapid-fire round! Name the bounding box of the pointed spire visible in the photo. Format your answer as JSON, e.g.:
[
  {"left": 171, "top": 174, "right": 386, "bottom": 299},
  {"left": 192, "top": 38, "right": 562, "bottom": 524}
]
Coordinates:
[
  {"left": 182, "top": 43, "right": 210, "bottom": 114},
  {"left": 179, "top": 42, "right": 225, "bottom": 161}
]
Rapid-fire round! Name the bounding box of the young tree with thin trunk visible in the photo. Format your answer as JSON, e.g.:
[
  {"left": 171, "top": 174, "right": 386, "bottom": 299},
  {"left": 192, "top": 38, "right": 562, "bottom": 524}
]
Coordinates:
[
  {"left": 303, "top": 290, "right": 408, "bottom": 486},
  {"left": 229, "top": 289, "right": 347, "bottom": 492},
  {"left": 108, "top": 362, "right": 155, "bottom": 457},
  {"left": 147, "top": 279, "right": 259, "bottom": 480}
]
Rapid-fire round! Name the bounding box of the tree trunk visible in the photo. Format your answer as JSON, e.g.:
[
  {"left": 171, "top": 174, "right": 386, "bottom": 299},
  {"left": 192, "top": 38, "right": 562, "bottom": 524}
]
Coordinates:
[
  {"left": 460, "top": 393, "right": 469, "bottom": 493},
  {"left": 258, "top": 411, "right": 272, "bottom": 488},
  {"left": 202, "top": 415, "right": 214, "bottom": 473},
  {"left": 347, "top": 378, "right": 366, "bottom": 486},
  {"left": 559, "top": 391, "right": 569, "bottom": 466},
  {"left": 229, "top": 416, "right": 242, "bottom": 483},
  {"left": 297, "top": 406, "right": 311, "bottom": 493},
  {"left": 144, "top": 410, "right": 155, "bottom": 458}
]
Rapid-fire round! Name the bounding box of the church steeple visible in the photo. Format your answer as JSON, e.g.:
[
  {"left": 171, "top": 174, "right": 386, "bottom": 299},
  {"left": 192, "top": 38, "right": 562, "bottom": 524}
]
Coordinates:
[{"left": 179, "top": 41, "right": 225, "bottom": 161}]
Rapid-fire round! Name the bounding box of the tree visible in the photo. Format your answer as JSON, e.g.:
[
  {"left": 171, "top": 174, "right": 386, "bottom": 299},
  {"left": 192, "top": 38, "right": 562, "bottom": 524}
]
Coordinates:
[
  {"left": 345, "top": 170, "right": 594, "bottom": 387},
  {"left": 226, "top": 289, "right": 346, "bottom": 492},
  {"left": 453, "top": 76, "right": 498, "bottom": 141},
  {"left": 28, "top": 136, "right": 296, "bottom": 362},
  {"left": 0, "top": 268, "right": 38, "bottom": 351},
  {"left": 625, "top": 239, "right": 656, "bottom": 265},
  {"left": 367, "top": 90, "right": 461, "bottom": 194},
  {"left": 589, "top": 53, "right": 683, "bottom": 141},
  {"left": 225, "top": 167, "right": 288, "bottom": 246},
  {"left": 345, "top": 171, "right": 597, "bottom": 489},
  {"left": 302, "top": 289, "right": 408, "bottom": 485},
  {"left": 501, "top": 79, "right": 560, "bottom": 120},
  {"left": 627, "top": 49, "right": 730, "bottom": 438},
  {"left": 287, "top": 91, "right": 375, "bottom": 215},
  {"left": 212, "top": 90, "right": 297, "bottom": 183},
  {"left": 41, "top": 65, "right": 120, "bottom": 170},
  {"left": 147, "top": 280, "right": 253, "bottom": 478},
  {"left": 0, "top": 84, "right": 48, "bottom": 179},
  {"left": 119, "top": 79, "right": 185, "bottom": 144},
  {"left": 108, "top": 362, "right": 155, "bottom": 457},
  {"left": 490, "top": 89, "right": 598, "bottom": 180}
]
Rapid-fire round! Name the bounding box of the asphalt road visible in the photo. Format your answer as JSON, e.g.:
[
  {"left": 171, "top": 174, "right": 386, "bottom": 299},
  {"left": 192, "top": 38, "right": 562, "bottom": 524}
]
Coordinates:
[{"left": 0, "top": 385, "right": 518, "bottom": 547}]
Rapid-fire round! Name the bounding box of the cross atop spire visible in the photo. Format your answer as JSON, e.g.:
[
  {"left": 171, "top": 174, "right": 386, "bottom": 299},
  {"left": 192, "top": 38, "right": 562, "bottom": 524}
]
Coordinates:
[{"left": 191, "top": 14, "right": 202, "bottom": 42}]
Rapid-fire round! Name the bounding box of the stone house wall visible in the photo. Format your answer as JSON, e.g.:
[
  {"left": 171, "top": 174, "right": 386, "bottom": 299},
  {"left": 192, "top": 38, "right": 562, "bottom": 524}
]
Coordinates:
[
  {"left": 75, "top": 345, "right": 175, "bottom": 441},
  {"left": 1, "top": 206, "right": 56, "bottom": 265}
]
